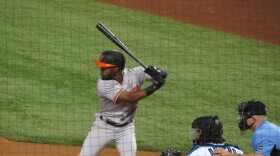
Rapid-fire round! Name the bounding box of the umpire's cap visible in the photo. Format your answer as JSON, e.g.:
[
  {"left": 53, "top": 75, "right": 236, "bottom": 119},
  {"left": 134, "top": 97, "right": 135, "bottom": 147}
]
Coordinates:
[
  {"left": 237, "top": 100, "right": 267, "bottom": 118},
  {"left": 94, "top": 50, "right": 125, "bottom": 70}
]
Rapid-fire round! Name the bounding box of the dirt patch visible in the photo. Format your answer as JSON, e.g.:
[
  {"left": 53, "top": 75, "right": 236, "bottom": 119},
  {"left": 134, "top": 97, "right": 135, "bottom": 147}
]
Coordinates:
[
  {"left": 0, "top": 137, "right": 160, "bottom": 156},
  {"left": 97, "top": 0, "right": 280, "bottom": 45}
]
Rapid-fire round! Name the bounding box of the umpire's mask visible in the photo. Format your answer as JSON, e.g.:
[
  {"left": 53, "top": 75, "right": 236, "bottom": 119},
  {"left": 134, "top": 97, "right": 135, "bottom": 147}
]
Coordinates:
[{"left": 237, "top": 100, "right": 267, "bottom": 133}]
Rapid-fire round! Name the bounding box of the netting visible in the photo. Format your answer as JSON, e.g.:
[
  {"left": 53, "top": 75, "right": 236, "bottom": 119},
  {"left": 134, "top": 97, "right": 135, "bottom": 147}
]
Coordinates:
[{"left": 0, "top": 0, "right": 279, "bottom": 155}]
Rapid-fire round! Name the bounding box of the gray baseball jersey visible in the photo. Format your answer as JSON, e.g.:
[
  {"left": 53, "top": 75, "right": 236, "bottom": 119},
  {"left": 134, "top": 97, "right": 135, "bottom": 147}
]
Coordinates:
[{"left": 96, "top": 66, "right": 152, "bottom": 125}]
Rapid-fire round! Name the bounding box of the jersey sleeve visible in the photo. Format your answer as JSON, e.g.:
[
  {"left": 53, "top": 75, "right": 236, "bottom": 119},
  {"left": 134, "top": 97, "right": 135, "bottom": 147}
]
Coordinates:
[
  {"left": 252, "top": 126, "right": 278, "bottom": 156},
  {"left": 97, "top": 79, "right": 124, "bottom": 102},
  {"left": 252, "top": 135, "right": 275, "bottom": 155},
  {"left": 133, "top": 66, "right": 152, "bottom": 83}
]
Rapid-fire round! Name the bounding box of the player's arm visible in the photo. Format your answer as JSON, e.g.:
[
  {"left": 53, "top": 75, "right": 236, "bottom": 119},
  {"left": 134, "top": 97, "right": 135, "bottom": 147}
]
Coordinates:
[
  {"left": 116, "top": 89, "right": 150, "bottom": 103},
  {"left": 116, "top": 66, "right": 167, "bottom": 103},
  {"left": 116, "top": 81, "right": 165, "bottom": 103}
]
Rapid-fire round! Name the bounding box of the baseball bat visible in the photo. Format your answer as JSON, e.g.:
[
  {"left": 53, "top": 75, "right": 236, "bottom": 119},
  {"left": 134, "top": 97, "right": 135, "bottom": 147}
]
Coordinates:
[{"left": 96, "top": 22, "right": 147, "bottom": 69}]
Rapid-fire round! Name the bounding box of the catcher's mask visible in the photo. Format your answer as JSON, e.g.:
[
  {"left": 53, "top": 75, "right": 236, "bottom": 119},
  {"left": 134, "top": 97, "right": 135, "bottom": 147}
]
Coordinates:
[
  {"left": 237, "top": 100, "right": 267, "bottom": 133},
  {"left": 190, "top": 115, "right": 225, "bottom": 145},
  {"left": 94, "top": 50, "right": 125, "bottom": 70}
]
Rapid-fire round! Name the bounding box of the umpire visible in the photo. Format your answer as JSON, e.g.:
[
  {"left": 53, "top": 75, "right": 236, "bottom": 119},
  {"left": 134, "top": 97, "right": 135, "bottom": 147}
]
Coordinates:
[{"left": 214, "top": 100, "right": 280, "bottom": 156}]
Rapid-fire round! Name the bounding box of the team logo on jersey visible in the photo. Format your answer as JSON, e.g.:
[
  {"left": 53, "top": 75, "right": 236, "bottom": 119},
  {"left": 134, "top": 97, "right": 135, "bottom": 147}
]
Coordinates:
[{"left": 255, "top": 146, "right": 263, "bottom": 151}]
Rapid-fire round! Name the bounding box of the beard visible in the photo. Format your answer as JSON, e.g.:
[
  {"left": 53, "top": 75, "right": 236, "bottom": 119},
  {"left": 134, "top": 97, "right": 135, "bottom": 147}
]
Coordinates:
[{"left": 101, "top": 71, "right": 115, "bottom": 80}]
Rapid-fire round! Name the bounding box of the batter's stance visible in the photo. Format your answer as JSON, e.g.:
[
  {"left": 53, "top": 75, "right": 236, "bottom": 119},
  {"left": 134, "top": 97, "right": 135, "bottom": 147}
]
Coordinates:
[{"left": 79, "top": 50, "right": 167, "bottom": 156}]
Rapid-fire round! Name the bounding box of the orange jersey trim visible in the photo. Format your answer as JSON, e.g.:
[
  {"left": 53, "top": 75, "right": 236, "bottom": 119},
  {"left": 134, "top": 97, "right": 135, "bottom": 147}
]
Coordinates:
[{"left": 114, "top": 88, "right": 124, "bottom": 102}]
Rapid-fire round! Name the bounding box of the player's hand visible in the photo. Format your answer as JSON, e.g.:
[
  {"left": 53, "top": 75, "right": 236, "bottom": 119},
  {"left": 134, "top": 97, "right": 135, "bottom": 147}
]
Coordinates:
[
  {"left": 145, "top": 66, "right": 168, "bottom": 80},
  {"left": 144, "top": 67, "right": 166, "bottom": 96},
  {"left": 144, "top": 77, "right": 165, "bottom": 96},
  {"left": 213, "top": 148, "right": 230, "bottom": 156},
  {"left": 156, "top": 67, "right": 168, "bottom": 79},
  {"left": 144, "top": 66, "right": 158, "bottom": 77},
  {"left": 153, "top": 76, "right": 165, "bottom": 89},
  {"left": 145, "top": 65, "right": 167, "bottom": 90}
]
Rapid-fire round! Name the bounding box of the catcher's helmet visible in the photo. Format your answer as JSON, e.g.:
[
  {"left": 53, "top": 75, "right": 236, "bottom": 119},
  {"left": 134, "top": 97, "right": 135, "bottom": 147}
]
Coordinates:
[
  {"left": 237, "top": 100, "right": 267, "bottom": 132},
  {"left": 191, "top": 115, "right": 225, "bottom": 145},
  {"left": 94, "top": 50, "right": 125, "bottom": 70}
]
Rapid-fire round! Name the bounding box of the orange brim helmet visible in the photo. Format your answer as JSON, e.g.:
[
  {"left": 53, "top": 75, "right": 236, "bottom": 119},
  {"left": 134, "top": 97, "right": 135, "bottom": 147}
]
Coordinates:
[
  {"left": 94, "top": 50, "right": 125, "bottom": 69},
  {"left": 94, "top": 61, "right": 116, "bottom": 68}
]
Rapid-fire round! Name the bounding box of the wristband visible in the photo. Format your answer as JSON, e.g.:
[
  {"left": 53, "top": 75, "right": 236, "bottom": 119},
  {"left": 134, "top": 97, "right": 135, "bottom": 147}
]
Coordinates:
[{"left": 144, "top": 85, "right": 157, "bottom": 96}]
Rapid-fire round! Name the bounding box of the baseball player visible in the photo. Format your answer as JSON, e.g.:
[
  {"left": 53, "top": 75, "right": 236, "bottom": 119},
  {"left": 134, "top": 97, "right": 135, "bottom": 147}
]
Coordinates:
[
  {"left": 79, "top": 50, "right": 167, "bottom": 156},
  {"left": 187, "top": 115, "right": 244, "bottom": 156},
  {"left": 214, "top": 100, "right": 280, "bottom": 156}
]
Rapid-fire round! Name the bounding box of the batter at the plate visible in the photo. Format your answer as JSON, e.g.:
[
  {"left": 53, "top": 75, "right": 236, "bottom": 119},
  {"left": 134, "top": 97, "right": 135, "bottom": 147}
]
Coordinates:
[{"left": 79, "top": 50, "right": 167, "bottom": 156}]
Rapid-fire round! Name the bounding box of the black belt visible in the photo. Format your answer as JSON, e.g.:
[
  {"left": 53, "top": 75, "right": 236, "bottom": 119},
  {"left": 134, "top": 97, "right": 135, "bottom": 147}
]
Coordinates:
[{"left": 99, "top": 116, "right": 130, "bottom": 127}]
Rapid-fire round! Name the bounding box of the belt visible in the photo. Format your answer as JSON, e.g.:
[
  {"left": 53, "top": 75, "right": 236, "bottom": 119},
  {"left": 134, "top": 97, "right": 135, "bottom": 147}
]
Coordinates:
[{"left": 99, "top": 116, "right": 130, "bottom": 127}]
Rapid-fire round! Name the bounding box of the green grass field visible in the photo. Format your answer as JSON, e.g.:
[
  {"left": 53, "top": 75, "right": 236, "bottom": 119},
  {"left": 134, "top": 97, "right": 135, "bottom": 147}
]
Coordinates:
[{"left": 0, "top": 0, "right": 279, "bottom": 154}]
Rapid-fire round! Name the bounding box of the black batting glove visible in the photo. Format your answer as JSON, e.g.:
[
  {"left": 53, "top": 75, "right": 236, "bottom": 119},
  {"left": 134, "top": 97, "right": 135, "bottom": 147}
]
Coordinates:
[
  {"left": 144, "top": 66, "right": 167, "bottom": 96},
  {"left": 145, "top": 66, "right": 168, "bottom": 81},
  {"left": 155, "top": 67, "right": 168, "bottom": 79},
  {"left": 153, "top": 76, "right": 165, "bottom": 89},
  {"left": 144, "top": 66, "right": 158, "bottom": 78},
  {"left": 144, "top": 78, "right": 165, "bottom": 96}
]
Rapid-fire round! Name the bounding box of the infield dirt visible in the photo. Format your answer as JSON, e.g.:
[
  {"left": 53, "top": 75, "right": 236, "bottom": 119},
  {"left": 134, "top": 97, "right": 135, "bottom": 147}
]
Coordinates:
[{"left": 99, "top": 0, "right": 280, "bottom": 45}]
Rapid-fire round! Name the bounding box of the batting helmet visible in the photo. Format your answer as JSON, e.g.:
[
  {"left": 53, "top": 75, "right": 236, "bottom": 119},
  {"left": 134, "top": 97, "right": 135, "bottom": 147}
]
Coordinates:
[
  {"left": 94, "top": 50, "right": 125, "bottom": 70},
  {"left": 237, "top": 100, "right": 267, "bottom": 132},
  {"left": 191, "top": 115, "right": 225, "bottom": 145}
]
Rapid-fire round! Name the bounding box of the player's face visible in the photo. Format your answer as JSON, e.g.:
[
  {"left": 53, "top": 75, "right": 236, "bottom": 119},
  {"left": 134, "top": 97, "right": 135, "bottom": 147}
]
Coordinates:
[
  {"left": 188, "top": 128, "right": 202, "bottom": 145},
  {"left": 245, "top": 116, "right": 255, "bottom": 126},
  {"left": 237, "top": 115, "right": 255, "bottom": 132},
  {"left": 100, "top": 66, "right": 117, "bottom": 80}
]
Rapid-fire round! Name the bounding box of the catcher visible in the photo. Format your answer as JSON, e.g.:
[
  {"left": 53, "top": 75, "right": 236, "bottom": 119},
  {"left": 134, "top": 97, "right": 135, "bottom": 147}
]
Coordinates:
[{"left": 187, "top": 115, "right": 244, "bottom": 156}]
